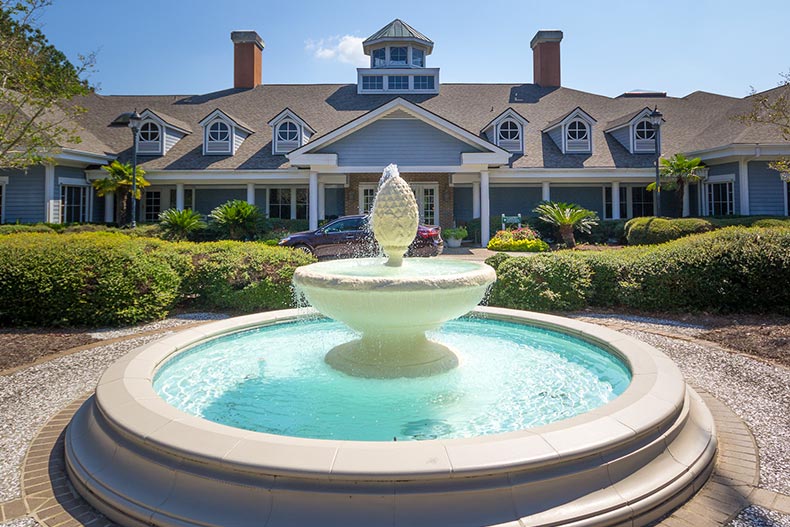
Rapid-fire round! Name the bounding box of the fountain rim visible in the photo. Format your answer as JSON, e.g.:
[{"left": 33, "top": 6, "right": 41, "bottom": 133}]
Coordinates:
[
  {"left": 293, "top": 258, "right": 497, "bottom": 291},
  {"left": 90, "top": 306, "right": 688, "bottom": 480}
]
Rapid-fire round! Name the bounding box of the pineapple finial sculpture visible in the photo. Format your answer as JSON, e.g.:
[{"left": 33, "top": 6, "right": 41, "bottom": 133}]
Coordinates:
[{"left": 371, "top": 164, "right": 419, "bottom": 267}]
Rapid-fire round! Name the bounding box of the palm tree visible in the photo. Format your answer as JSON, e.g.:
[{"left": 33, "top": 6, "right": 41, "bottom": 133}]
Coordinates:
[
  {"left": 209, "top": 200, "right": 264, "bottom": 240},
  {"left": 647, "top": 154, "right": 704, "bottom": 217},
  {"left": 533, "top": 201, "right": 599, "bottom": 248},
  {"left": 158, "top": 208, "right": 206, "bottom": 241},
  {"left": 92, "top": 160, "right": 149, "bottom": 225}
]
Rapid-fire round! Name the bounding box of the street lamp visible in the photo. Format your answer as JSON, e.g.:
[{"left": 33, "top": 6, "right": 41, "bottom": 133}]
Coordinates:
[
  {"left": 128, "top": 110, "right": 142, "bottom": 228},
  {"left": 648, "top": 107, "right": 663, "bottom": 217}
]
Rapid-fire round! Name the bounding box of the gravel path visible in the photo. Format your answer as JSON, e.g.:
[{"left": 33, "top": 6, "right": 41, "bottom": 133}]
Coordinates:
[
  {"left": 89, "top": 312, "right": 228, "bottom": 340},
  {"left": 729, "top": 506, "right": 790, "bottom": 527}
]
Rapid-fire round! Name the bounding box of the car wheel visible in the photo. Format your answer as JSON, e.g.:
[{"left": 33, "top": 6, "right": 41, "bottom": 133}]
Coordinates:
[{"left": 293, "top": 244, "right": 314, "bottom": 256}]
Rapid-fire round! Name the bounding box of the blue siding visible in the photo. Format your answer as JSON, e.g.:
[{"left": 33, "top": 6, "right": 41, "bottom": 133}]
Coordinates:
[
  {"left": 609, "top": 127, "right": 631, "bottom": 151},
  {"left": 233, "top": 128, "right": 248, "bottom": 154},
  {"left": 489, "top": 187, "right": 543, "bottom": 218},
  {"left": 317, "top": 119, "right": 482, "bottom": 166},
  {"left": 453, "top": 187, "right": 473, "bottom": 222},
  {"left": 748, "top": 161, "right": 785, "bottom": 215},
  {"left": 324, "top": 187, "right": 345, "bottom": 219},
  {"left": 3, "top": 166, "right": 45, "bottom": 223},
  {"left": 55, "top": 165, "right": 87, "bottom": 183},
  {"left": 194, "top": 188, "right": 245, "bottom": 215},
  {"left": 707, "top": 162, "right": 740, "bottom": 213},
  {"left": 546, "top": 127, "right": 563, "bottom": 151},
  {"left": 164, "top": 129, "right": 185, "bottom": 154},
  {"left": 550, "top": 186, "right": 604, "bottom": 217}
]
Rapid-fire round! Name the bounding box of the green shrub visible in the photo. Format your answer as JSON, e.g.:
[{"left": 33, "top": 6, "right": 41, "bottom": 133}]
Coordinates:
[
  {"left": 487, "top": 228, "right": 549, "bottom": 252},
  {"left": 752, "top": 218, "right": 790, "bottom": 228},
  {"left": 0, "top": 233, "right": 183, "bottom": 325},
  {"left": 624, "top": 217, "right": 713, "bottom": 245},
  {"left": 489, "top": 254, "right": 592, "bottom": 311},
  {"left": 0, "top": 224, "right": 55, "bottom": 235},
  {"left": 176, "top": 241, "right": 315, "bottom": 312},
  {"left": 484, "top": 252, "right": 512, "bottom": 272},
  {"left": 209, "top": 200, "right": 267, "bottom": 240},
  {"left": 576, "top": 220, "right": 628, "bottom": 245},
  {"left": 267, "top": 218, "right": 310, "bottom": 234},
  {"left": 443, "top": 227, "right": 468, "bottom": 240},
  {"left": 159, "top": 208, "right": 207, "bottom": 241}
]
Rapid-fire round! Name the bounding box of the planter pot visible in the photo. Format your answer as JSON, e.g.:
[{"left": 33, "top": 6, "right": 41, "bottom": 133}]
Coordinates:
[{"left": 446, "top": 237, "right": 462, "bottom": 248}]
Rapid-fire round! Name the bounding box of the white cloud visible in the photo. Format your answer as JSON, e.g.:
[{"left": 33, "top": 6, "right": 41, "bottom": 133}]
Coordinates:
[{"left": 305, "top": 35, "right": 367, "bottom": 67}]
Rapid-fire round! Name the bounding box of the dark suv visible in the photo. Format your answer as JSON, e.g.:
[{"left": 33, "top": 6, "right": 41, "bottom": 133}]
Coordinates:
[{"left": 278, "top": 215, "right": 443, "bottom": 259}]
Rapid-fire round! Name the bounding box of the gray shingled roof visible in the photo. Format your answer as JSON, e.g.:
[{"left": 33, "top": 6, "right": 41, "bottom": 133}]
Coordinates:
[
  {"left": 70, "top": 83, "right": 788, "bottom": 171},
  {"left": 363, "top": 19, "right": 433, "bottom": 45}
]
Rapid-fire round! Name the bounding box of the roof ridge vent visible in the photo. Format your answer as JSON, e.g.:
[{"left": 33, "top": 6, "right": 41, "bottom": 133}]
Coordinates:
[{"left": 619, "top": 90, "right": 667, "bottom": 98}]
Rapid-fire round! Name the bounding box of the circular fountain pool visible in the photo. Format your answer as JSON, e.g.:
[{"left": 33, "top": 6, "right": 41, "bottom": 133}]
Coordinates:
[{"left": 153, "top": 317, "right": 631, "bottom": 441}]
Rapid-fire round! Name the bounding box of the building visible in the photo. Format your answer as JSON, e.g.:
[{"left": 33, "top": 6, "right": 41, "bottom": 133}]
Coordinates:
[{"left": 2, "top": 19, "right": 789, "bottom": 245}]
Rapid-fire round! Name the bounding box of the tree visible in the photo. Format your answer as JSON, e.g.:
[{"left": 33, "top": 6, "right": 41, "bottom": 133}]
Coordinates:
[
  {"left": 533, "top": 201, "right": 599, "bottom": 248},
  {"left": 92, "top": 161, "right": 149, "bottom": 225},
  {"left": 738, "top": 73, "right": 790, "bottom": 180},
  {"left": 647, "top": 153, "right": 704, "bottom": 216},
  {"left": 0, "top": 0, "right": 95, "bottom": 169},
  {"left": 209, "top": 200, "right": 265, "bottom": 240},
  {"left": 158, "top": 208, "right": 206, "bottom": 241}
]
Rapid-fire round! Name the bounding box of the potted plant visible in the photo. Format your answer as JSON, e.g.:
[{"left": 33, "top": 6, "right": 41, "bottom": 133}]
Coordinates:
[{"left": 443, "top": 226, "right": 468, "bottom": 248}]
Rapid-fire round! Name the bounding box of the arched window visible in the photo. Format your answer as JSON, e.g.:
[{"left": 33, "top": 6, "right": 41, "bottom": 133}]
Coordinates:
[
  {"left": 498, "top": 120, "right": 520, "bottom": 141},
  {"left": 634, "top": 120, "right": 656, "bottom": 140},
  {"left": 566, "top": 120, "right": 588, "bottom": 141},
  {"left": 139, "top": 122, "right": 160, "bottom": 142},
  {"left": 208, "top": 121, "right": 230, "bottom": 142},
  {"left": 277, "top": 121, "right": 299, "bottom": 142}
]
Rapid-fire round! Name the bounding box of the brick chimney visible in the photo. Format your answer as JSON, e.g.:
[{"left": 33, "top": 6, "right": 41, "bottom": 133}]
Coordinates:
[
  {"left": 231, "top": 31, "right": 264, "bottom": 89},
  {"left": 530, "top": 30, "right": 563, "bottom": 88}
]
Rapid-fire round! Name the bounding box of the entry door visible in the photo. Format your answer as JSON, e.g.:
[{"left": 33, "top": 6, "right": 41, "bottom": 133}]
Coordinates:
[{"left": 410, "top": 184, "right": 439, "bottom": 226}]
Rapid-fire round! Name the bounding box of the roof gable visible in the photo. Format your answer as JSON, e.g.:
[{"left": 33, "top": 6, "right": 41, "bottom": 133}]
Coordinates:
[
  {"left": 604, "top": 107, "right": 652, "bottom": 133},
  {"left": 140, "top": 108, "right": 192, "bottom": 134},
  {"left": 198, "top": 108, "right": 254, "bottom": 134},
  {"left": 481, "top": 108, "right": 529, "bottom": 133},
  {"left": 542, "top": 107, "right": 597, "bottom": 132},
  {"left": 267, "top": 108, "right": 316, "bottom": 134}
]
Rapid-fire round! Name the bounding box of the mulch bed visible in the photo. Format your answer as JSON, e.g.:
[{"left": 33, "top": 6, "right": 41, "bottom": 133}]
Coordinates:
[{"left": 0, "top": 328, "right": 99, "bottom": 372}]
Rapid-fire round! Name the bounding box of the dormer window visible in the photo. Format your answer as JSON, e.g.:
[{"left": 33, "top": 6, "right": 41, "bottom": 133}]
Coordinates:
[
  {"left": 566, "top": 119, "right": 590, "bottom": 152},
  {"left": 138, "top": 122, "right": 162, "bottom": 154},
  {"left": 268, "top": 109, "right": 314, "bottom": 155},
  {"left": 205, "top": 120, "right": 231, "bottom": 154},
  {"left": 482, "top": 109, "right": 528, "bottom": 154},
  {"left": 372, "top": 48, "right": 385, "bottom": 67},
  {"left": 498, "top": 120, "right": 520, "bottom": 142},
  {"left": 390, "top": 46, "right": 407, "bottom": 65},
  {"left": 634, "top": 119, "right": 656, "bottom": 152}
]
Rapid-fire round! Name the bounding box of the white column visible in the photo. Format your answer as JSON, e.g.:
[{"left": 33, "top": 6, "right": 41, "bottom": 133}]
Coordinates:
[
  {"left": 480, "top": 170, "right": 490, "bottom": 247},
  {"left": 104, "top": 192, "right": 114, "bottom": 223},
  {"left": 44, "top": 164, "right": 59, "bottom": 223},
  {"left": 472, "top": 181, "right": 481, "bottom": 219},
  {"left": 308, "top": 172, "right": 319, "bottom": 230},
  {"left": 738, "top": 158, "right": 750, "bottom": 215},
  {"left": 290, "top": 188, "right": 297, "bottom": 220},
  {"left": 542, "top": 181, "right": 551, "bottom": 202},
  {"left": 612, "top": 182, "right": 621, "bottom": 219},
  {"left": 246, "top": 183, "right": 255, "bottom": 205},
  {"left": 682, "top": 185, "right": 690, "bottom": 217},
  {"left": 318, "top": 182, "right": 326, "bottom": 220},
  {"left": 176, "top": 183, "right": 185, "bottom": 210}
]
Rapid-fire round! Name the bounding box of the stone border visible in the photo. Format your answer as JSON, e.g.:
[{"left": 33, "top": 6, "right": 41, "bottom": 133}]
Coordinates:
[{"left": 4, "top": 387, "right": 786, "bottom": 527}]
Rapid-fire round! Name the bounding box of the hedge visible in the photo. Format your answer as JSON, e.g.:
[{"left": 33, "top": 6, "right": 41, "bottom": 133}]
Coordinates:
[
  {"left": 486, "top": 227, "right": 790, "bottom": 314},
  {"left": 0, "top": 232, "right": 315, "bottom": 326},
  {"left": 624, "top": 217, "right": 714, "bottom": 245}
]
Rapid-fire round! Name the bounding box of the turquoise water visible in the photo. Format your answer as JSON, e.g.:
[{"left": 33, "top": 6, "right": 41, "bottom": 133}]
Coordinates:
[{"left": 153, "top": 318, "right": 631, "bottom": 441}]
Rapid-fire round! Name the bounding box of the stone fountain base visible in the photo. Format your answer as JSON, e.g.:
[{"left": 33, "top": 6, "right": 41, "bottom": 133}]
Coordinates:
[{"left": 65, "top": 307, "right": 717, "bottom": 527}]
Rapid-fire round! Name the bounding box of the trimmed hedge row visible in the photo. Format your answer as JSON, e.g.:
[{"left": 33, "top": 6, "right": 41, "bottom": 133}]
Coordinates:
[
  {"left": 486, "top": 227, "right": 790, "bottom": 314},
  {"left": 624, "top": 216, "right": 790, "bottom": 245},
  {"left": 0, "top": 232, "right": 314, "bottom": 326}
]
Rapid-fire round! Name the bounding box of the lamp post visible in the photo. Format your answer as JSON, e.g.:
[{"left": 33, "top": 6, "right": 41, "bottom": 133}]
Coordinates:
[
  {"left": 648, "top": 107, "right": 663, "bottom": 217},
  {"left": 128, "top": 110, "right": 142, "bottom": 228}
]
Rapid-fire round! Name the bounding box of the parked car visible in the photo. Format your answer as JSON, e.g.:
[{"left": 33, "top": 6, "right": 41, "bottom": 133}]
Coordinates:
[{"left": 278, "top": 214, "right": 443, "bottom": 259}]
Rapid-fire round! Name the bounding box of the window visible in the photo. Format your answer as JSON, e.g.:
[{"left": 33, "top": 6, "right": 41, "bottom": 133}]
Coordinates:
[
  {"left": 410, "top": 184, "right": 439, "bottom": 225},
  {"left": 372, "top": 48, "right": 386, "bottom": 67},
  {"left": 413, "top": 75, "right": 435, "bottom": 90},
  {"left": 268, "top": 188, "right": 292, "bottom": 219},
  {"left": 277, "top": 122, "right": 298, "bottom": 142},
  {"left": 412, "top": 49, "right": 425, "bottom": 67},
  {"left": 567, "top": 120, "right": 588, "bottom": 141},
  {"left": 707, "top": 181, "right": 734, "bottom": 216},
  {"left": 138, "top": 122, "right": 161, "bottom": 154},
  {"left": 634, "top": 120, "right": 655, "bottom": 140},
  {"left": 169, "top": 188, "right": 194, "bottom": 210},
  {"left": 390, "top": 46, "right": 407, "bottom": 65},
  {"left": 498, "top": 120, "right": 520, "bottom": 141},
  {"left": 360, "top": 187, "right": 376, "bottom": 214},
  {"left": 0, "top": 184, "right": 4, "bottom": 222},
  {"left": 566, "top": 119, "right": 590, "bottom": 152},
  {"left": 362, "top": 75, "right": 384, "bottom": 90},
  {"left": 295, "top": 188, "right": 308, "bottom": 220},
  {"left": 324, "top": 217, "right": 364, "bottom": 233},
  {"left": 631, "top": 186, "right": 654, "bottom": 217},
  {"left": 206, "top": 121, "right": 231, "bottom": 153},
  {"left": 604, "top": 186, "right": 627, "bottom": 219},
  {"left": 144, "top": 191, "right": 161, "bottom": 222},
  {"left": 388, "top": 75, "right": 409, "bottom": 90},
  {"left": 60, "top": 185, "right": 88, "bottom": 223}
]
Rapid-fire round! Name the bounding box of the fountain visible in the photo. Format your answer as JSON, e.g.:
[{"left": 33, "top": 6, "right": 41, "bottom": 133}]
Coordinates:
[
  {"left": 65, "top": 164, "right": 717, "bottom": 527},
  {"left": 294, "top": 164, "right": 495, "bottom": 378}
]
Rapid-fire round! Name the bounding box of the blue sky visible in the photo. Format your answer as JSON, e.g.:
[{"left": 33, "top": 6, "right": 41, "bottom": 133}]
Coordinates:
[{"left": 40, "top": 0, "right": 789, "bottom": 98}]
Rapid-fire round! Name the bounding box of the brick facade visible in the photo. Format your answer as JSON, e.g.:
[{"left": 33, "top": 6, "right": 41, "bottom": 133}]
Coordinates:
[{"left": 344, "top": 173, "right": 454, "bottom": 228}]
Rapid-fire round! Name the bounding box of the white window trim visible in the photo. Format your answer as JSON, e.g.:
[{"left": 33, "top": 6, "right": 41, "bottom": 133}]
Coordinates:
[
  {"left": 138, "top": 120, "right": 163, "bottom": 155},
  {"left": 358, "top": 182, "right": 440, "bottom": 225},
  {"left": 60, "top": 184, "right": 90, "bottom": 223},
  {"left": 564, "top": 119, "right": 591, "bottom": 154},
  {"left": 356, "top": 68, "right": 440, "bottom": 94},
  {"left": 273, "top": 120, "right": 301, "bottom": 154},
  {"left": 632, "top": 119, "right": 657, "bottom": 153},
  {"left": 701, "top": 174, "right": 736, "bottom": 216},
  {"left": 495, "top": 119, "right": 523, "bottom": 153},
  {"left": 203, "top": 119, "right": 233, "bottom": 155},
  {"left": 359, "top": 183, "right": 377, "bottom": 214}
]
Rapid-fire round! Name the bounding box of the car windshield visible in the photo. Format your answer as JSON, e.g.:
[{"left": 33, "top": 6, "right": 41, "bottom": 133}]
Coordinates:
[{"left": 323, "top": 218, "right": 364, "bottom": 233}]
